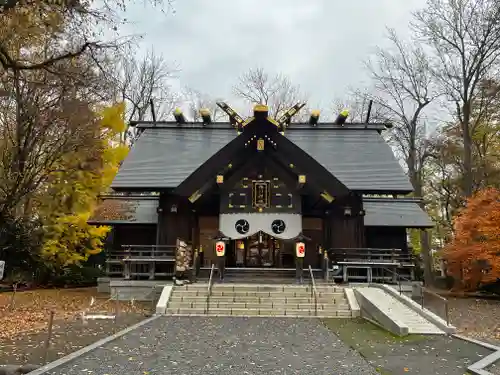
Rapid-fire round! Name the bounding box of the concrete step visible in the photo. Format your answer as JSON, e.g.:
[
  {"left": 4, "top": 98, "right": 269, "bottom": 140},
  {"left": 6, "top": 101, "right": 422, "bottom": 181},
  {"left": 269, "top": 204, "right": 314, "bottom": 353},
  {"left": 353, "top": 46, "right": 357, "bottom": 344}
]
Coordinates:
[
  {"left": 177, "top": 291, "right": 345, "bottom": 298},
  {"left": 165, "top": 307, "right": 354, "bottom": 317},
  {"left": 169, "top": 295, "right": 347, "bottom": 304},
  {"left": 177, "top": 284, "right": 344, "bottom": 292},
  {"left": 167, "top": 301, "right": 351, "bottom": 310}
]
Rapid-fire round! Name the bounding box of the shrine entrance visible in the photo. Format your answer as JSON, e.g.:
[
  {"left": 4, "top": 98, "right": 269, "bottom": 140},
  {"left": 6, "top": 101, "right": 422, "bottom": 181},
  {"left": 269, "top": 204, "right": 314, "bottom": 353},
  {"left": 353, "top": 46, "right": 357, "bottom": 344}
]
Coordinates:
[{"left": 226, "top": 231, "right": 296, "bottom": 268}]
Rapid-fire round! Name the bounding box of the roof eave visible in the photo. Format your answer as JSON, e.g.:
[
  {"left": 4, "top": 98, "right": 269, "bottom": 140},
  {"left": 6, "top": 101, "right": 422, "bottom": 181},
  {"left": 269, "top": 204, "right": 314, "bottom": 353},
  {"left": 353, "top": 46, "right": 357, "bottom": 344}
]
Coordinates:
[
  {"left": 365, "top": 222, "right": 434, "bottom": 229},
  {"left": 110, "top": 186, "right": 174, "bottom": 192},
  {"left": 87, "top": 220, "right": 157, "bottom": 226},
  {"left": 355, "top": 189, "right": 414, "bottom": 195}
]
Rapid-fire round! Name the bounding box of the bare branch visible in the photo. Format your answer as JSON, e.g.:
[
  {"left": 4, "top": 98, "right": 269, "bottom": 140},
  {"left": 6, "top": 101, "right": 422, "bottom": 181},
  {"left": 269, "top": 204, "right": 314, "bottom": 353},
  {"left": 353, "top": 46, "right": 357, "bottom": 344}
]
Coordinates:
[
  {"left": 182, "top": 87, "right": 226, "bottom": 122},
  {"left": 412, "top": 0, "right": 500, "bottom": 196},
  {"left": 233, "top": 67, "right": 306, "bottom": 119},
  {"left": 112, "top": 48, "right": 180, "bottom": 143}
]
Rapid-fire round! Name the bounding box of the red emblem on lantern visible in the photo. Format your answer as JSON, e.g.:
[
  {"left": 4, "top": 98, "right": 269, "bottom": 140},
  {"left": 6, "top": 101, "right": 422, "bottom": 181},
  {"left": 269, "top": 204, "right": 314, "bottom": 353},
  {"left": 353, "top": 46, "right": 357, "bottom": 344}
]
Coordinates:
[
  {"left": 296, "top": 242, "right": 305, "bottom": 258},
  {"left": 215, "top": 241, "right": 225, "bottom": 257}
]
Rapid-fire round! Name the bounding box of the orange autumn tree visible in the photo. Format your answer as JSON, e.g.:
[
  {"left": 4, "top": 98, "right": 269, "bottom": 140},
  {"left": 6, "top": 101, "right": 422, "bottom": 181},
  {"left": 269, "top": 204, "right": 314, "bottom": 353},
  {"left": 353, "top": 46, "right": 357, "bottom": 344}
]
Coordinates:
[{"left": 443, "top": 187, "right": 500, "bottom": 291}]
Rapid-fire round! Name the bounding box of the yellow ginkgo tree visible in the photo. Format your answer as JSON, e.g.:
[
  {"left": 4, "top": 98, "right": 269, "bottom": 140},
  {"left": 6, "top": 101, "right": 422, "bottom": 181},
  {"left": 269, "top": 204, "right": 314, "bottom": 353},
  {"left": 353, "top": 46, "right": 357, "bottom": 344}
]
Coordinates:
[{"left": 39, "top": 102, "right": 129, "bottom": 267}]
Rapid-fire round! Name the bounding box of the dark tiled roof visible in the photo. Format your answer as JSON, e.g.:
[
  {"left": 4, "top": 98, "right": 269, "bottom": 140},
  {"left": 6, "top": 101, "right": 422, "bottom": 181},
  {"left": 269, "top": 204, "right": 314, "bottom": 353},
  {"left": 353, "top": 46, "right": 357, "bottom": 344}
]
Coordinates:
[
  {"left": 88, "top": 197, "right": 159, "bottom": 224},
  {"left": 111, "top": 124, "right": 413, "bottom": 192},
  {"left": 285, "top": 129, "right": 412, "bottom": 191},
  {"left": 363, "top": 199, "right": 433, "bottom": 228},
  {"left": 111, "top": 128, "right": 236, "bottom": 190}
]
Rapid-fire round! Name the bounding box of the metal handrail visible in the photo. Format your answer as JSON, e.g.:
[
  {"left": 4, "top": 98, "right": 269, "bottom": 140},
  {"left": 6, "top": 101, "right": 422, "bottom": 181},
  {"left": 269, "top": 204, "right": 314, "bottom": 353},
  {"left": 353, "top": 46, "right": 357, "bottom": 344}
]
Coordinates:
[
  {"left": 308, "top": 265, "right": 318, "bottom": 316},
  {"left": 381, "top": 266, "right": 450, "bottom": 326},
  {"left": 205, "top": 264, "right": 216, "bottom": 314}
]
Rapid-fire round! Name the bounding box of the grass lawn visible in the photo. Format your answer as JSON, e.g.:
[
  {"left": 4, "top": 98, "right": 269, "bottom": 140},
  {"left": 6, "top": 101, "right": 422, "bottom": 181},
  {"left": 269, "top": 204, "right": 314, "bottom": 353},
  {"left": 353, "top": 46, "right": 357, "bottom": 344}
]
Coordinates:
[{"left": 323, "top": 318, "right": 491, "bottom": 375}]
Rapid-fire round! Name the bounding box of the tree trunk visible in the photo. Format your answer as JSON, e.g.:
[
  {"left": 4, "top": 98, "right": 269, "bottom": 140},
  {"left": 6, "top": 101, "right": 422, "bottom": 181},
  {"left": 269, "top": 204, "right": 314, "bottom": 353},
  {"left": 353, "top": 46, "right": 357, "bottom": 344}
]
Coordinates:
[
  {"left": 462, "top": 103, "right": 473, "bottom": 197},
  {"left": 413, "top": 181, "right": 434, "bottom": 286},
  {"left": 419, "top": 229, "right": 434, "bottom": 286}
]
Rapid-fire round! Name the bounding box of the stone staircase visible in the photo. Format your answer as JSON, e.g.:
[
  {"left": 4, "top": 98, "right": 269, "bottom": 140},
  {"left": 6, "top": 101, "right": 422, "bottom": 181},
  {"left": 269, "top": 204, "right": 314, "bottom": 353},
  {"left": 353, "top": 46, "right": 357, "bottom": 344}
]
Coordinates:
[{"left": 165, "top": 283, "right": 357, "bottom": 318}]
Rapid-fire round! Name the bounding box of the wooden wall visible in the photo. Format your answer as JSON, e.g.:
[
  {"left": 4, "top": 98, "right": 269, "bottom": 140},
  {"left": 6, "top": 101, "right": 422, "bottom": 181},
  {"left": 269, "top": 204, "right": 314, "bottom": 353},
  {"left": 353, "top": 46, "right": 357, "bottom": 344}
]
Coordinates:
[
  {"left": 158, "top": 193, "right": 197, "bottom": 247},
  {"left": 323, "top": 215, "right": 365, "bottom": 249},
  {"left": 365, "top": 226, "right": 408, "bottom": 252},
  {"left": 114, "top": 225, "right": 157, "bottom": 247}
]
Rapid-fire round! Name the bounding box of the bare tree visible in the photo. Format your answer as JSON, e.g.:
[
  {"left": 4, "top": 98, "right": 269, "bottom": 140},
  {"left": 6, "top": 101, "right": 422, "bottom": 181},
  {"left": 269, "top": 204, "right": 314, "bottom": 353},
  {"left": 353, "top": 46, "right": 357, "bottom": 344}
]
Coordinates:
[
  {"left": 363, "top": 28, "right": 439, "bottom": 285},
  {"left": 365, "top": 29, "right": 438, "bottom": 191},
  {"left": 0, "top": 56, "right": 108, "bottom": 220},
  {"left": 425, "top": 126, "right": 465, "bottom": 235},
  {"left": 233, "top": 67, "right": 306, "bottom": 119},
  {"left": 114, "top": 49, "right": 179, "bottom": 142},
  {"left": 0, "top": 0, "right": 173, "bottom": 72},
  {"left": 412, "top": 0, "right": 500, "bottom": 197},
  {"left": 182, "top": 87, "right": 226, "bottom": 122}
]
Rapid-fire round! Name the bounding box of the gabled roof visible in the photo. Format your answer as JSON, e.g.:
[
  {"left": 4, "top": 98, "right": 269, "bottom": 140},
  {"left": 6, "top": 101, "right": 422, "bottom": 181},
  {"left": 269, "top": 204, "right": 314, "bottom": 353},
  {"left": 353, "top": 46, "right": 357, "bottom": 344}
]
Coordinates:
[
  {"left": 88, "top": 196, "right": 158, "bottom": 225},
  {"left": 111, "top": 122, "right": 413, "bottom": 193},
  {"left": 363, "top": 198, "right": 433, "bottom": 228}
]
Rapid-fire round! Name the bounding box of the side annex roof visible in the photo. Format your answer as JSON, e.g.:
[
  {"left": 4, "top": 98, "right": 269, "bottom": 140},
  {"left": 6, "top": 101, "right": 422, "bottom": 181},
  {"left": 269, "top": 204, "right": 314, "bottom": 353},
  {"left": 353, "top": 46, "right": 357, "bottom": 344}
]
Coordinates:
[{"left": 363, "top": 198, "right": 433, "bottom": 228}]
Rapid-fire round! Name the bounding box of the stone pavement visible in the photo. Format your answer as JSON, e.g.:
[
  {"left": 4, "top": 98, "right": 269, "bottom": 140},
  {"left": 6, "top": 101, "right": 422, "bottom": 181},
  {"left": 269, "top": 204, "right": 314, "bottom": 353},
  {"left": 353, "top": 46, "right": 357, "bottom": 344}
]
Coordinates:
[{"left": 45, "top": 317, "right": 377, "bottom": 375}]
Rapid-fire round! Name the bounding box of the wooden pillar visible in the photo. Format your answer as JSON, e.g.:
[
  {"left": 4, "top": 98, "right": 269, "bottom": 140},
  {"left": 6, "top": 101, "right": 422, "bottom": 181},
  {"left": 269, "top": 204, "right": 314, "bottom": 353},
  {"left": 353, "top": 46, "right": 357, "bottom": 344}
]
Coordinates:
[{"left": 151, "top": 206, "right": 162, "bottom": 280}]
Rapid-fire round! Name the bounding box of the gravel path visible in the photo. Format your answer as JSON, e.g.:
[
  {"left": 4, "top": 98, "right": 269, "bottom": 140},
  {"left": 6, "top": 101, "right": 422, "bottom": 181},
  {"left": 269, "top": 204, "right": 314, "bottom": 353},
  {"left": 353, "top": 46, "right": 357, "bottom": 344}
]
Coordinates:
[{"left": 46, "top": 317, "right": 377, "bottom": 375}]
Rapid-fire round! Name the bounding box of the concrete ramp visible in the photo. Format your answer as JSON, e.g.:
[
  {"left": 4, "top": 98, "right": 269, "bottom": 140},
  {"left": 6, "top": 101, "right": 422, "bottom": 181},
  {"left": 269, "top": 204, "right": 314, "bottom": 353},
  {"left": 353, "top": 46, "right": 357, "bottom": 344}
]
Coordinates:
[{"left": 354, "top": 287, "right": 445, "bottom": 336}]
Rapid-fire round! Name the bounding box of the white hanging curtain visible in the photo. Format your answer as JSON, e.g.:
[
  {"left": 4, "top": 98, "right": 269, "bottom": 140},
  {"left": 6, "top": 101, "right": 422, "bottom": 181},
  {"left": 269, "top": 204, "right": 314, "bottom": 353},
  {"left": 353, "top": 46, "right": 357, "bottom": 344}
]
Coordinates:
[{"left": 219, "top": 213, "right": 302, "bottom": 240}]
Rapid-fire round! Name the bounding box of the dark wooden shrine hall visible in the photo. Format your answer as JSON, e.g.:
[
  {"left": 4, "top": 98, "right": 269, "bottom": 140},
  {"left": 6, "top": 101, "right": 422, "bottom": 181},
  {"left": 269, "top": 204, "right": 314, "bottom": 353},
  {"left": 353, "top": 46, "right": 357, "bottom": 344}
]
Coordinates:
[{"left": 90, "top": 102, "right": 433, "bottom": 283}]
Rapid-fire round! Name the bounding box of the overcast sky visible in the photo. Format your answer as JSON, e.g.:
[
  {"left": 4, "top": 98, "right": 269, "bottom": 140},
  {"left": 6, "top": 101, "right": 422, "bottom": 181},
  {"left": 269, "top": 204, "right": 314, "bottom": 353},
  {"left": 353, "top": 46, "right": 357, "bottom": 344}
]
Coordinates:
[{"left": 120, "top": 0, "right": 427, "bottom": 114}]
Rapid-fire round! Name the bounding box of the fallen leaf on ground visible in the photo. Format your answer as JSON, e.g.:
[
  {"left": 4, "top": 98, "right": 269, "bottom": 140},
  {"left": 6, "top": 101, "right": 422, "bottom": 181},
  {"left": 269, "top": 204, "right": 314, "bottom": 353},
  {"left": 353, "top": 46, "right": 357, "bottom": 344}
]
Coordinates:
[{"left": 0, "top": 288, "right": 149, "bottom": 340}]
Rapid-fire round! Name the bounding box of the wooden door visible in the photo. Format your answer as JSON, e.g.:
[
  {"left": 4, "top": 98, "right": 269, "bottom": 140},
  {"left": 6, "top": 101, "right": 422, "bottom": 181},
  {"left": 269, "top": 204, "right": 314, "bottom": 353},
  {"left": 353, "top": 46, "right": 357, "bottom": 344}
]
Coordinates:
[{"left": 198, "top": 216, "right": 219, "bottom": 266}]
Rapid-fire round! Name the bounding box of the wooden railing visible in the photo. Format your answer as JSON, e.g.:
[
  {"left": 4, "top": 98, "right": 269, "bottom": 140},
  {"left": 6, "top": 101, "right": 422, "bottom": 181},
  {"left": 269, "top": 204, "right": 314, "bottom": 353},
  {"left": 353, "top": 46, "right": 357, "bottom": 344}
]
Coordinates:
[
  {"left": 105, "top": 245, "right": 176, "bottom": 279},
  {"left": 325, "top": 248, "right": 416, "bottom": 283},
  {"left": 327, "top": 248, "right": 414, "bottom": 265}
]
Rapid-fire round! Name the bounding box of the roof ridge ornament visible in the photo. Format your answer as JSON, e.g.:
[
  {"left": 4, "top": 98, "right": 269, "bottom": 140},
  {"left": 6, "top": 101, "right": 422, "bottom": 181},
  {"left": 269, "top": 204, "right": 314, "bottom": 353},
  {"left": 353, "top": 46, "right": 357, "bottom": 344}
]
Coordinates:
[
  {"left": 276, "top": 102, "right": 306, "bottom": 129},
  {"left": 309, "top": 110, "right": 320, "bottom": 126},
  {"left": 173, "top": 108, "right": 186, "bottom": 124},
  {"left": 199, "top": 108, "right": 212, "bottom": 125},
  {"left": 216, "top": 102, "right": 245, "bottom": 132},
  {"left": 335, "top": 109, "right": 349, "bottom": 126}
]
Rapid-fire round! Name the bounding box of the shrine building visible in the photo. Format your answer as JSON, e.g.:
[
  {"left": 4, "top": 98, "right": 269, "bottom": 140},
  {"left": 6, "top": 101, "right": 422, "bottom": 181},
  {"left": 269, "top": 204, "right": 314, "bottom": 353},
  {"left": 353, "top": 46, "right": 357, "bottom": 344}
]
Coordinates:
[{"left": 90, "top": 102, "right": 433, "bottom": 283}]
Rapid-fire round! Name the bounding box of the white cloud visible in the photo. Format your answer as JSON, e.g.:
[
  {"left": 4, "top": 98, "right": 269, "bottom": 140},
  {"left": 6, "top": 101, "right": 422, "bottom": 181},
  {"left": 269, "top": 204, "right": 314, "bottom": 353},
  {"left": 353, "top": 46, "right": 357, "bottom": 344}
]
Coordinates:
[{"left": 119, "top": 0, "right": 427, "bottom": 114}]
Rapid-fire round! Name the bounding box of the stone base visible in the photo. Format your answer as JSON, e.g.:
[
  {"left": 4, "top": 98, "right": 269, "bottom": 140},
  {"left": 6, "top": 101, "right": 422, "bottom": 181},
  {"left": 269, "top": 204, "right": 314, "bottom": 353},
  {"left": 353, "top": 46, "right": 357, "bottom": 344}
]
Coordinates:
[
  {"left": 109, "top": 280, "right": 168, "bottom": 301},
  {"left": 97, "top": 277, "right": 111, "bottom": 294}
]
